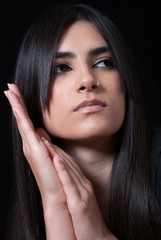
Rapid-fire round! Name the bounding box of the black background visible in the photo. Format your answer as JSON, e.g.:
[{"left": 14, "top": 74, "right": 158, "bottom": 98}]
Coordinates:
[{"left": 0, "top": 0, "right": 161, "bottom": 239}]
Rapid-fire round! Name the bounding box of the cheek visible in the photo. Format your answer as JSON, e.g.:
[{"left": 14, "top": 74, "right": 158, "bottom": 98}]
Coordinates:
[
  {"left": 42, "top": 87, "right": 71, "bottom": 137},
  {"left": 43, "top": 105, "right": 69, "bottom": 138}
]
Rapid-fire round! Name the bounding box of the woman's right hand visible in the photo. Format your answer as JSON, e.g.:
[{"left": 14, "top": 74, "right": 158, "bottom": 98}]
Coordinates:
[{"left": 4, "top": 83, "right": 76, "bottom": 240}]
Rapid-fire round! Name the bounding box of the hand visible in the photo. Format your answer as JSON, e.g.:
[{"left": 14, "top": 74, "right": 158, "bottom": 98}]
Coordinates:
[
  {"left": 4, "top": 83, "right": 76, "bottom": 240},
  {"left": 4, "top": 83, "right": 65, "bottom": 204},
  {"left": 43, "top": 139, "right": 117, "bottom": 240}
]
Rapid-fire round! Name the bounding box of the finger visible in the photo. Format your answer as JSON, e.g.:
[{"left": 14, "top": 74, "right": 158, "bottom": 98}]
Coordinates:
[
  {"left": 42, "top": 139, "right": 90, "bottom": 196},
  {"left": 7, "top": 83, "right": 25, "bottom": 105},
  {"left": 42, "top": 138, "right": 57, "bottom": 158},
  {"left": 43, "top": 141, "right": 85, "bottom": 187},
  {"left": 53, "top": 156, "right": 80, "bottom": 204},
  {"left": 4, "top": 88, "right": 39, "bottom": 146},
  {"left": 47, "top": 143, "right": 83, "bottom": 174},
  {"left": 36, "top": 128, "right": 52, "bottom": 142},
  {"left": 53, "top": 153, "right": 93, "bottom": 208},
  {"left": 56, "top": 150, "right": 88, "bottom": 188},
  {"left": 43, "top": 140, "right": 89, "bottom": 188},
  {"left": 4, "top": 89, "right": 26, "bottom": 141}
]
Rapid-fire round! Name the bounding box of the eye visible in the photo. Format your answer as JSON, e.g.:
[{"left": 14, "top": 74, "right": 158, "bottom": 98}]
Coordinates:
[
  {"left": 54, "top": 64, "right": 72, "bottom": 75},
  {"left": 93, "top": 58, "right": 114, "bottom": 70}
]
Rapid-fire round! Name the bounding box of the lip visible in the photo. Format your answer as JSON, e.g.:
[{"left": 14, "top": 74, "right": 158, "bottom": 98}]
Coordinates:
[{"left": 74, "top": 99, "right": 107, "bottom": 113}]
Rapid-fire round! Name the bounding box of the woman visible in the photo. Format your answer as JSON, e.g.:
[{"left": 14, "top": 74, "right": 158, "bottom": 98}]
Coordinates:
[{"left": 4, "top": 3, "right": 161, "bottom": 240}]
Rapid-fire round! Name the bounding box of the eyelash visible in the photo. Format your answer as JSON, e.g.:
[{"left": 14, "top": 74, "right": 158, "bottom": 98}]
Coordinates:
[
  {"left": 54, "top": 63, "right": 72, "bottom": 75},
  {"left": 93, "top": 58, "right": 114, "bottom": 70},
  {"left": 54, "top": 58, "right": 114, "bottom": 75}
]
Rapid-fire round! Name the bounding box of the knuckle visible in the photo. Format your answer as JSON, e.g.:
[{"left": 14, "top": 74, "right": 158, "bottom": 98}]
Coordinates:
[
  {"left": 74, "top": 183, "right": 94, "bottom": 215},
  {"left": 85, "top": 179, "right": 94, "bottom": 196},
  {"left": 64, "top": 175, "right": 73, "bottom": 187},
  {"left": 22, "top": 142, "right": 40, "bottom": 163},
  {"left": 84, "top": 188, "right": 92, "bottom": 203},
  {"left": 22, "top": 144, "right": 29, "bottom": 158},
  {"left": 77, "top": 199, "right": 89, "bottom": 215},
  {"left": 87, "top": 179, "right": 93, "bottom": 191}
]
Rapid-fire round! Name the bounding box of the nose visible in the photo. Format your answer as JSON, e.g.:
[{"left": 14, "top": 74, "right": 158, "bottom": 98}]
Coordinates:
[{"left": 76, "top": 66, "right": 99, "bottom": 92}]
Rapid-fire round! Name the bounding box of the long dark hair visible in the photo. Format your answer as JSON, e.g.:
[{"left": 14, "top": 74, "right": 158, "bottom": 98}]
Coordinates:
[{"left": 7, "top": 3, "right": 161, "bottom": 240}]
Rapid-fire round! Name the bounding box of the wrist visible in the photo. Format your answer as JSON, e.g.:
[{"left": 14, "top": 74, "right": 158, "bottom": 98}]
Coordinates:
[
  {"left": 43, "top": 200, "right": 68, "bottom": 218},
  {"left": 43, "top": 202, "right": 76, "bottom": 240}
]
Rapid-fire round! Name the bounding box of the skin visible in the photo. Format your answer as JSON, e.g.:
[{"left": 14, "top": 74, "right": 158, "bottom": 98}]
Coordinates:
[
  {"left": 4, "top": 21, "right": 125, "bottom": 240},
  {"left": 43, "top": 21, "right": 125, "bottom": 143}
]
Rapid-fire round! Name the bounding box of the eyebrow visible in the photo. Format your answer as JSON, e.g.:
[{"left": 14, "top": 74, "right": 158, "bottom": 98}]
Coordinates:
[
  {"left": 55, "top": 46, "right": 110, "bottom": 59},
  {"left": 56, "top": 51, "right": 75, "bottom": 59},
  {"left": 89, "top": 46, "right": 110, "bottom": 56}
]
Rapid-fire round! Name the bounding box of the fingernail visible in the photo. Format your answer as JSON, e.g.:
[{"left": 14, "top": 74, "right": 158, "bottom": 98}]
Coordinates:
[
  {"left": 7, "top": 83, "right": 11, "bottom": 89},
  {"left": 41, "top": 137, "right": 50, "bottom": 145},
  {"left": 41, "top": 136, "right": 46, "bottom": 141},
  {"left": 4, "top": 91, "right": 9, "bottom": 98}
]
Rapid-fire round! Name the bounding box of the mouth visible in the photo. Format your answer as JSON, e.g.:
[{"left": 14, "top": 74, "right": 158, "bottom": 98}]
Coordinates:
[{"left": 74, "top": 99, "right": 107, "bottom": 113}]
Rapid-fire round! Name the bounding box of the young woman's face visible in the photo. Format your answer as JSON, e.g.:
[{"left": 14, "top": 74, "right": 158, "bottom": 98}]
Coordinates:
[{"left": 43, "top": 21, "right": 125, "bottom": 141}]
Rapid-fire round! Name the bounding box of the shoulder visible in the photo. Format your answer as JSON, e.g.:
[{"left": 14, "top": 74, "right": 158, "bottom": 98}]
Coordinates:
[{"left": 151, "top": 126, "right": 161, "bottom": 211}]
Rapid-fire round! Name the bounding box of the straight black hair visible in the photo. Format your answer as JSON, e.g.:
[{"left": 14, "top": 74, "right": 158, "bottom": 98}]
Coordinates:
[{"left": 7, "top": 3, "right": 161, "bottom": 240}]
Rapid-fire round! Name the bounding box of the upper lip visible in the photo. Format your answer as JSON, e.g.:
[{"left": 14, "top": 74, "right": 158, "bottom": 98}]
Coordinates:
[{"left": 74, "top": 99, "right": 107, "bottom": 111}]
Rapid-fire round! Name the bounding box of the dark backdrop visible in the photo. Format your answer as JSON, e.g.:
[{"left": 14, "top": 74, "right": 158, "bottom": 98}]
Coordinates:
[{"left": 1, "top": 0, "right": 161, "bottom": 239}]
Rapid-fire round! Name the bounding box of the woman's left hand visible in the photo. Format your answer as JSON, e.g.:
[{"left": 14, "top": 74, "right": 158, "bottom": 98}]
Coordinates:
[{"left": 43, "top": 139, "right": 117, "bottom": 240}]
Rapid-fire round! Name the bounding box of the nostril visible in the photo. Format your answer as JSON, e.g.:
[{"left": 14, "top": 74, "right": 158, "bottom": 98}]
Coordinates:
[
  {"left": 92, "top": 84, "right": 97, "bottom": 89},
  {"left": 80, "top": 86, "right": 86, "bottom": 91}
]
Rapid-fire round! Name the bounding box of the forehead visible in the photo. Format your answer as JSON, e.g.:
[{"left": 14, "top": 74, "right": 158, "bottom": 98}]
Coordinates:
[{"left": 57, "top": 21, "right": 107, "bottom": 52}]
